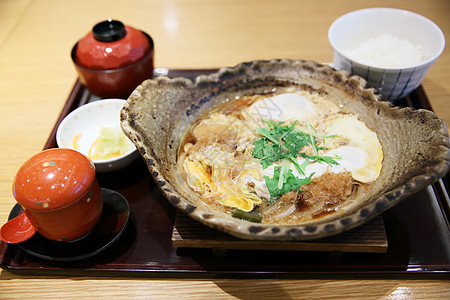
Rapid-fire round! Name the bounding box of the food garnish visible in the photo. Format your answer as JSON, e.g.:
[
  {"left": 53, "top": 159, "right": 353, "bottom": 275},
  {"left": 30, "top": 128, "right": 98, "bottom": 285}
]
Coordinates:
[
  {"left": 232, "top": 208, "right": 263, "bottom": 223},
  {"left": 252, "top": 121, "right": 339, "bottom": 203}
]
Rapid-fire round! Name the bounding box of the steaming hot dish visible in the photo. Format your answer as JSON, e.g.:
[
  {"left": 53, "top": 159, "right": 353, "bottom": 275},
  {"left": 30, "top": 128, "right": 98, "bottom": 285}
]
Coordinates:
[
  {"left": 121, "top": 59, "right": 449, "bottom": 240},
  {"left": 178, "top": 88, "right": 383, "bottom": 224}
]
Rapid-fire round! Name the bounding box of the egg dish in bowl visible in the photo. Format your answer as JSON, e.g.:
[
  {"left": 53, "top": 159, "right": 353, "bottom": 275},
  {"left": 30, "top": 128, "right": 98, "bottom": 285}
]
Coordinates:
[{"left": 121, "top": 59, "right": 449, "bottom": 240}]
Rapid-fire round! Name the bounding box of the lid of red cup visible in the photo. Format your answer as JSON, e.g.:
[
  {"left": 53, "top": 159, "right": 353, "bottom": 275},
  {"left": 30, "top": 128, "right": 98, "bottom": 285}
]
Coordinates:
[
  {"left": 75, "top": 19, "right": 150, "bottom": 70},
  {"left": 13, "top": 148, "right": 96, "bottom": 211}
]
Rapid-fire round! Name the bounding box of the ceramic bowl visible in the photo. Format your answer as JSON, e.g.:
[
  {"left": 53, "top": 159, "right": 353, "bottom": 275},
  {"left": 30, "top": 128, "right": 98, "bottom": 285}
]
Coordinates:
[
  {"left": 71, "top": 32, "right": 154, "bottom": 98},
  {"left": 328, "top": 8, "right": 445, "bottom": 100},
  {"left": 121, "top": 59, "right": 450, "bottom": 241},
  {"left": 57, "top": 99, "right": 139, "bottom": 172}
]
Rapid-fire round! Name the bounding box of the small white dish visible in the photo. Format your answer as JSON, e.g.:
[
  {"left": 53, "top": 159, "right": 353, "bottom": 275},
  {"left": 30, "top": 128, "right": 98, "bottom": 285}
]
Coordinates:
[
  {"left": 328, "top": 8, "right": 445, "bottom": 100},
  {"left": 56, "top": 99, "right": 138, "bottom": 172}
]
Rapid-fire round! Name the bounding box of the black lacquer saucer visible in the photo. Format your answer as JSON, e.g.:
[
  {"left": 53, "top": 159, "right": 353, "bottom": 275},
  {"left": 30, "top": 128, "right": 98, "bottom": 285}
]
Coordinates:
[{"left": 7, "top": 188, "right": 130, "bottom": 261}]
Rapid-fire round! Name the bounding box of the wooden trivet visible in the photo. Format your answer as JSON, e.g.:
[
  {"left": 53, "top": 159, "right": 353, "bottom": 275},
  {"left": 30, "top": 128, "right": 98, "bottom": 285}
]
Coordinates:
[{"left": 172, "top": 211, "right": 388, "bottom": 253}]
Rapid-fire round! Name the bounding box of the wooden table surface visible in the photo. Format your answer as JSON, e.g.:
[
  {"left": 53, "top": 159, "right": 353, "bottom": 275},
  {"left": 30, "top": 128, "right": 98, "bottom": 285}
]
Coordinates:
[{"left": 0, "top": 0, "right": 449, "bottom": 298}]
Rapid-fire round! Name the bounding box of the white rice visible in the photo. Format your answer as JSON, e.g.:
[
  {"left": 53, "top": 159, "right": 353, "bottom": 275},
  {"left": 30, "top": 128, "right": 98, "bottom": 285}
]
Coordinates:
[{"left": 344, "top": 34, "right": 426, "bottom": 68}]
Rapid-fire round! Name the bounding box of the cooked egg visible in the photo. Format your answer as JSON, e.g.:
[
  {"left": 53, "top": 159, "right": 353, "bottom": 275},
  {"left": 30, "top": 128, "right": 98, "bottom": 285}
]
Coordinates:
[
  {"left": 252, "top": 114, "right": 383, "bottom": 199},
  {"left": 181, "top": 91, "right": 383, "bottom": 213},
  {"left": 183, "top": 145, "right": 262, "bottom": 212},
  {"left": 247, "top": 93, "right": 319, "bottom": 123},
  {"left": 323, "top": 115, "right": 383, "bottom": 183}
]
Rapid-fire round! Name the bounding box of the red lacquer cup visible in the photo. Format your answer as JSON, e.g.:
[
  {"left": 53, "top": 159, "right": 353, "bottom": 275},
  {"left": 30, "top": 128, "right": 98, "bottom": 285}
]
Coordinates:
[{"left": 12, "top": 148, "right": 103, "bottom": 241}]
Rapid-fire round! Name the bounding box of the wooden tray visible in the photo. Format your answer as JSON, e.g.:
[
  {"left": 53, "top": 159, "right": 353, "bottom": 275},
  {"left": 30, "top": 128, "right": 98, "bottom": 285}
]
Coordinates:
[
  {"left": 1, "top": 69, "right": 449, "bottom": 278},
  {"left": 172, "top": 211, "right": 388, "bottom": 253}
]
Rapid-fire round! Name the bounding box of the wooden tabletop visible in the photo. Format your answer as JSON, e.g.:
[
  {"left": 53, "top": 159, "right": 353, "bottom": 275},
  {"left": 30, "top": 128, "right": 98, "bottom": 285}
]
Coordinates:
[{"left": 0, "top": 0, "right": 449, "bottom": 298}]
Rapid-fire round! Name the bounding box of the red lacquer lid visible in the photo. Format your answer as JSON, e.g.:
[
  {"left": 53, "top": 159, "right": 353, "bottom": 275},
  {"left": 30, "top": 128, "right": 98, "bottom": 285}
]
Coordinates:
[
  {"left": 75, "top": 19, "right": 150, "bottom": 70},
  {"left": 13, "top": 148, "right": 96, "bottom": 210}
]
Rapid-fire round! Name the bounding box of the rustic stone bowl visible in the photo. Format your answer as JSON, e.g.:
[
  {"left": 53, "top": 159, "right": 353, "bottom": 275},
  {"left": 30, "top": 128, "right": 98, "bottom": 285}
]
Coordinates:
[{"left": 120, "top": 59, "right": 450, "bottom": 241}]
